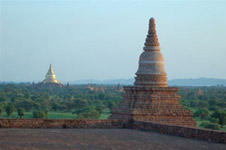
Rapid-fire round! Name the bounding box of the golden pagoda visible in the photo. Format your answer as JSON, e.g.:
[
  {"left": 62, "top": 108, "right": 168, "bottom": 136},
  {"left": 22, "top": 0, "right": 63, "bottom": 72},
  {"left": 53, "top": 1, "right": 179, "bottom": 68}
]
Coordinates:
[
  {"left": 43, "top": 64, "right": 60, "bottom": 84},
  {"left": 35, "top": 64, "right": 63, "bottom": 88}
]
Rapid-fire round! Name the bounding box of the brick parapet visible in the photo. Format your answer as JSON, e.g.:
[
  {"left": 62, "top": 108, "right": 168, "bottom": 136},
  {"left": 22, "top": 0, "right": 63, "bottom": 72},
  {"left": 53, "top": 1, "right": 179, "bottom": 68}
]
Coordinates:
[
  {"left": 110, "top": 86, "right": 196, "bottom": 127},
  {"left": 0, "top": 119, "right": 225, "bottom": 144},
  {"left": 0, "top": 119, "right": 126, "bottom": 129},
  {"left": 133, "top": 121, "right": 226, "bottom": 144}
]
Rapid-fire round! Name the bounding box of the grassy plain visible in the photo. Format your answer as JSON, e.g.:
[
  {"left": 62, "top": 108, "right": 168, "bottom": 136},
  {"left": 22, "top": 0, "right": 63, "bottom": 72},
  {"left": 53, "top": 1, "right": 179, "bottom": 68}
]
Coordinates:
[
  {"left": 1, "top": 110, "right": 225, "bottom": 131},
  {"left": 0, "top": 109, "right": 110, "bottom": 120},
  {"left": 1, "top": 108, "right": 225, "bottom": 131}
]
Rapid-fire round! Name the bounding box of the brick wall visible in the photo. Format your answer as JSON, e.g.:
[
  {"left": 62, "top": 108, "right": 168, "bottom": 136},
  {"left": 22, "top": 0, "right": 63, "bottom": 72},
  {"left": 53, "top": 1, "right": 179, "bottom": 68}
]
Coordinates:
[
  {"left": 133, "top": 121, "right": 226, "bottom": 144},
  {"left": 1, "top": 119, "right": 225, "bottom": 144},
  {"left": 0, "top": 119, "right": 126, "bottom": 129}
]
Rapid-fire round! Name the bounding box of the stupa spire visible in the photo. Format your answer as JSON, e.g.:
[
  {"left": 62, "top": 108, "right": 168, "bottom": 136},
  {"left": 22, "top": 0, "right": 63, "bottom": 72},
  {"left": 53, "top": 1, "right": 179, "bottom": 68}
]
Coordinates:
[
  {"left": 144, "top": 18, "right": 160, "bottom": 50},
  {"left": 48, "top": 64, "right": 54, "bottom": 74},
  {"left": 135, "top": 17, "right": 167, "bottom": 87}
]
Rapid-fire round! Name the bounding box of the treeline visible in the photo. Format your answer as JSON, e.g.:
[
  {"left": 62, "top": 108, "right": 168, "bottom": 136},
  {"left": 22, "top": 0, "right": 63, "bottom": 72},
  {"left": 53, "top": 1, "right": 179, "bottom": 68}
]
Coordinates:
[
  {"left": 179, "top": 86, "right": 226, "bottom": 130},
  {"left": 0, "top": 83, "right": 123, "bottom": 119},
  {"left": 0, "top": 83, "right": 225, "bottom": 130}
]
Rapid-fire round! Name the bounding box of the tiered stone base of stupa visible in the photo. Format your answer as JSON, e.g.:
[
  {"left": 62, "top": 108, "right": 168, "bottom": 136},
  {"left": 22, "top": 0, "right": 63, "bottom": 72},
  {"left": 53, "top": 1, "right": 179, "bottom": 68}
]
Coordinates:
[
  {"left": 35, "top": 82, "right": 63, "bottom": 88},
  {"left": 134, "top": 74, "right": 168, "bottom": 87},
  {"left": 110, "top": 86, "right": 196, "bottom": 127}
]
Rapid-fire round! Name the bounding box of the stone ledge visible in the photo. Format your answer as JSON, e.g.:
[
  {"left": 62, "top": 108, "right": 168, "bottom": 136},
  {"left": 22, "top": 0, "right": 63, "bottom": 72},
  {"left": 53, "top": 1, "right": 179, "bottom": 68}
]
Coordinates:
[
  {"left": 133, "top": 121, "right": 226, "bottom": 144},
  {"left": 0, "top": 119, "right": 126, "bottom": 129},
  {"left": 1, "top": 119, "right": 225, "bottom": 144},
  {"left": 124, "top": 86, "right": 179, "bottom": 92}
]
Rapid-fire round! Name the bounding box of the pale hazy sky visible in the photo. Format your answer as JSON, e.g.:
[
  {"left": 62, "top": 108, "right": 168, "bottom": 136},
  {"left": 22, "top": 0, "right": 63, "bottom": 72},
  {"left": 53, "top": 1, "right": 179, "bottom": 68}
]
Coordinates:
[{"left": 0, "top": 0, "right": 226, "bottom": 82}]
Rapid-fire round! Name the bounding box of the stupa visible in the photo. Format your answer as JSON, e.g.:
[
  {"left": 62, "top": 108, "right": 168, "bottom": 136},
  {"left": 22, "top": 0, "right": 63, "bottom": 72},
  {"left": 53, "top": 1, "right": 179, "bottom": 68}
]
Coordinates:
[
  {"left": 110, "top": 18, "right": 196, "bottom": 127},
  {"left": 43, "top": 64, "right": 60, "bottom": 84},
  {"left": 37, "top": 64, "right": 63, "bottom": 87}
]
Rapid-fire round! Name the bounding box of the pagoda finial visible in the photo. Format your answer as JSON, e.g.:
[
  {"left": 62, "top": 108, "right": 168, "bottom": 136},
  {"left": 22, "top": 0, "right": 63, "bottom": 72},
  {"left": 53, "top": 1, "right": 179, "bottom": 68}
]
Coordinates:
[
  {"left": 144, "top": 17, "right": 160, "bottom": 49},
  {"left": 48, "top": 64, "right": 54, "bottom": 74},
  {"left": 148, "top": 18, "right": 156, "bottom": 34}
]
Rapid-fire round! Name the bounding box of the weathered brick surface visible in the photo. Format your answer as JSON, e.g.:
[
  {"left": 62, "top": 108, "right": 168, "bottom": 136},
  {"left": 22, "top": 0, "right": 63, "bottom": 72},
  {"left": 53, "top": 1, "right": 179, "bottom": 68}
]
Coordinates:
[
  {"left": 110, "top": 86, "right": 196, "bottom": 127},
  {"left": 0, "top": 119, "right": 226, "bottom": 144},
  {"left": 111, "top": 18, "right": 196, "bottom": 127},
  {"left": 133, "top": 121, "right": 226, "bottom": 144},
  {"left": 0, "top": 119, "right": 125, "bottom": 129},
  {"left": 1, "top": 129, "right": 226, "bottom": 150}
]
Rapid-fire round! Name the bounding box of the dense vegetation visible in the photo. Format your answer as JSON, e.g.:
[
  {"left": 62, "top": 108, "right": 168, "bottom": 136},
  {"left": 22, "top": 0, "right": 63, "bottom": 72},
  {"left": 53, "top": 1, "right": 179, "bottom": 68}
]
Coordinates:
[
  {"left": 179, "top": 86, "right": 226, "bottom": 131},
  {"left": 0, "top": 83, "right": 226, "bottom": 131},
  {"left": 0, "top": 83, "right": 123, "bottom": 119}
]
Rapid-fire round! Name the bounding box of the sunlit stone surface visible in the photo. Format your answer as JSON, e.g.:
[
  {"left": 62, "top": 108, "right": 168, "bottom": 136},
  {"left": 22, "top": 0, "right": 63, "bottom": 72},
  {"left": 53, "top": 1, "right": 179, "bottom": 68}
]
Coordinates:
[
  {"left": 110, "top": 18, "right": 196, "bottom": 127},
  {"left": 135, "top": 18, "right": 167, "bottom": 87}
]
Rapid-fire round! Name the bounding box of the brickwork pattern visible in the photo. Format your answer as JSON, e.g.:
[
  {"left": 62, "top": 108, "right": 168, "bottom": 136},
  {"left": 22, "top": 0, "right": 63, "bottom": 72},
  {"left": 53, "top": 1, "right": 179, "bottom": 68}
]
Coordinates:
[
  {"left": 110, "top": 86, "right": 197, "bottom": 127},
  {"left": 0, "top": 119, "right": 225, "bottom": 144},
  {"left": 133, "top": 121, "right": 226, "bottom": 144},
  {"left": 135, "top": 74, "right": 167, "bottom": 87},
  {"left": 0, "top": 119, "right": 125, "bottom": 128}
]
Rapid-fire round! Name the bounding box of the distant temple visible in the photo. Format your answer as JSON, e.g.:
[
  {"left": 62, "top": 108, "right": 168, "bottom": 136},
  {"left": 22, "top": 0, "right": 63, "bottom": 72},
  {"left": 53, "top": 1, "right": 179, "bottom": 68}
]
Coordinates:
[
  {"left": 37, "top": 64, "right": 63, "bottom": 87},
  {"left": 110, "top": 18, "right": 196, "bottom": 127},
  {"left": 43, "top": 64, "right": 61, "bottom": 84}
]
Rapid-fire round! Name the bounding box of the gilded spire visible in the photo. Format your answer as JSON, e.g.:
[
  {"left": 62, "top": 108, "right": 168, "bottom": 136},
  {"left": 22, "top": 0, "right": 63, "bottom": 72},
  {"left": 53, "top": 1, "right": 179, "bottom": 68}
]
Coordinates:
[
  {"left": 43, "top": 64, "right": 60, "bottom": 84},
  {"left": 48, "top": 64, "right": 54, "bottom": 74},
  {"left": 144, "top": 17, "right": 160, "bottom": 50}
]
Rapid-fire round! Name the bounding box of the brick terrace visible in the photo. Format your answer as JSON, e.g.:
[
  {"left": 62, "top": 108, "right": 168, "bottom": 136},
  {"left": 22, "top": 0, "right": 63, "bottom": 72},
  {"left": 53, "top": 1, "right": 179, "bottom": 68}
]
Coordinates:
[{"left": 0, "top": 129, "right": 225, "bottom": 150}]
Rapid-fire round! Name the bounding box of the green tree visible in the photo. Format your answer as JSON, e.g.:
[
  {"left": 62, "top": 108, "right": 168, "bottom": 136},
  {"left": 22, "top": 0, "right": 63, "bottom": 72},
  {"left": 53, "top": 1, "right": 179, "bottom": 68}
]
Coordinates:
[
  {"left": 17, "top": 108, "right": 25, "bottom": 119},
  {"left": 0, "top": 92, "right": 7, "bottom": 102},
  {"left": 24, "top": 93, "right": 31, "bottom": 99},
  {"left": 194, "top": 109, "right": 209, "bottom": 120},
  {"left": 64, "top": 94, "right": 73, "bottom": 101},
  {"left": 217, "top": 102, "right": 226, "bottom": 108},
  {"left": 198, "top": 101, "right": 209, "bottom": 108},
  {"left": 95, "top": 100, "right": 106, "bottom": 114},
  {"left": 76, "top": 108, "right": 100, "bottom": 119},
  {"left": 33, "top": 110, "right": 48, "bottom": 119},
  {"left": 208, "top": 106, "right": 220, "bottom": 112},
  {"left": 0, "top": 106, "right": 2, "bottom": 116},
  {"left": 209, "top": 117, "right": 219, "bottom": 123},
  {"left": 0, "top": 102, "right": 5, "bottom": 116},
  {"left": 211, "top": 110, "right": 226, "bottom": 127},
  {"left": 209, "top": 98, "right": 219, "bottom": 106},
  {"left": 52, "top": 102, "right": 61, "bottom": 111},
  {"left": 74, "top": 99, "right": 88, "bottom": 109},
  {"left": 5, "top": 103, "right": 16, "bottom": 117},
  {"left": 73, "top": 106, "right": 90, "bottom": 115},
  {"left": 20, "top": 100, "right": 31, "bottom": 111},
  {"left": 190, "top": 100, "right": 199, "bottom": 107},
  {"left": 105, "top": 100, "right": 117, "bottom": 109},
  {"left": 200, "top": 122, "right": 220, "bottom": 130}
]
